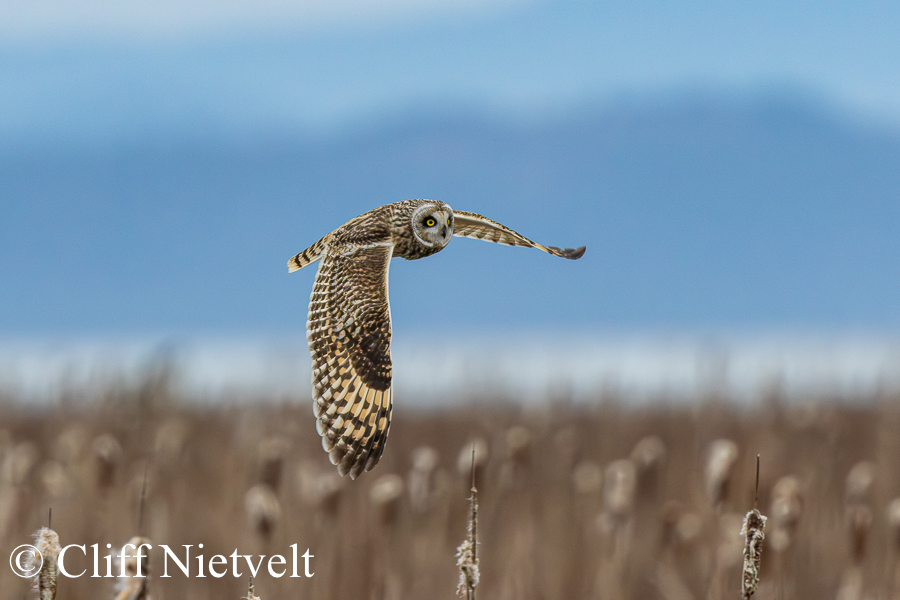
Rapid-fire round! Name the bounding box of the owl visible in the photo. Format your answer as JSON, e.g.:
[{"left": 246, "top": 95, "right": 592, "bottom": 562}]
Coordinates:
[{"left": 288, "top": 199, "right": 585, "bottom": 479}]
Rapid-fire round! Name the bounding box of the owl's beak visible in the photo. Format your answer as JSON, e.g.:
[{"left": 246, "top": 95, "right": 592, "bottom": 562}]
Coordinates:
[{"left": 441, "top": 226, "right": 448, "bottom": 237}]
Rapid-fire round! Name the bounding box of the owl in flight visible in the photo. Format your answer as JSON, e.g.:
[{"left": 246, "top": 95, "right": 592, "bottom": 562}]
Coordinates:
[{"left": 288, "top": 199, "right": 585, "bottom": 479}]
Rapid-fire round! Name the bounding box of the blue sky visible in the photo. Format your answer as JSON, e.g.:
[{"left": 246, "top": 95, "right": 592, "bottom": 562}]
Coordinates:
[
  {"left": 2, "top": 0, "right": 900, "bottom": 143},
  {"left": 2, "top": 0, "right": 900, "bottom": 338}
]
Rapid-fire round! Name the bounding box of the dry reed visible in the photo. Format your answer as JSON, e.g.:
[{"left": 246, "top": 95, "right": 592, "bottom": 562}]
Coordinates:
[
  {"left": 456, "top": 452, "right": 479, "bottom": 600},
  {"left": 457, "top": 438, "right": 488, "bottom": 490}
]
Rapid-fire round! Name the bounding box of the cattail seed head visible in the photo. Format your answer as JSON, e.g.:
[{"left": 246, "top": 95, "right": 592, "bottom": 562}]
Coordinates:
[
  {"left": 153, "top": 419, "right": 188, "bottom": 468},
  {"left": 455, "top": 470, "right": 479, "bottom": 599},
  {"left": 631, "top": 435, "right": 667, "bottom": 469},
  {"left": 844, "top": 461, "right": 876, "bottom": 565},
  {"left": 256, "top": 435, "right": 291, "bottom": 492},
  {"left": 408, "top": 446, "right": 439, "bottom": 513},
  {"left": 39, "top": 461, "right": 74, "bottom": 500},
  {"left": 769, "top": 475, "right": 803, "bottom": 553},
  {"left": 836, "top": 567, "right": 864, "bottom": 600},
  {"left": 499, "top": 426, "right": 532, "bottom": 489},
  {"left": 54, "top": 426, "right": 87, "bottom": 465},
  {"left": 630, "top": 435, "right": 666, "bottom": 500},
  {"left": 244, "top": 484, "right": 281, "bottom": 541},
  {"left": 370, "top": 473, "right": 404, "bottom": 527},
  {"left": 845, "top": 461, "right": 876, "bottom": 504},
  {"left": 3, "top": 441, "right": 39, "bottom": 486},
  {"left": 31, "top": 527, "right": 61, "bottom": 600},
  {"left": 661, "top": 502, "right": 703, "bottom": 549},
  {"left": 455, "top": 539, "right": 479, "bottom": 598},
  {"left": 676, "top": 512, "right": 704, "bottom": 545},
  {"left": 412, "top": 445, "right": 439, "bottom": 472},
  {"left": 572, "top": 460, "right": 603, "bottom": 494},
  {"left": 886, "top": 498, "right": 900, "bottom": 553},
  {"left": 603, "top": 459, "right": 637, "bottom": 523},
  {"left": 741, "top": 508, "right": 767, "bottom": 600},
  {"left": 92, "top": 434, "right": 123, "bottom": 491},
  {"left": 505, "top": 426, "right": 531, "bottom": 465},
  {"left": 297, "top": 463, "right": 344, "bottom": 520},
  {"left": 705, "top": 439, "right": 739, "bottom": 509},
  {"left": 113, "top": 536, "right": 151, "bottom": 600}
]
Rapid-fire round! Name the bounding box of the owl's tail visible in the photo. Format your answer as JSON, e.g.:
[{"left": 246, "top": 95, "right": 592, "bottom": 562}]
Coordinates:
[{"left": 288, "top": 235, "right": 328, "bottom": 272}]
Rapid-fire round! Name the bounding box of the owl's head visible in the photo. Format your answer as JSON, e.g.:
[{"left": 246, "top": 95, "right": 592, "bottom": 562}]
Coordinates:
[{"left": 411, "top": 201, "right": 453, "bottom": 248}]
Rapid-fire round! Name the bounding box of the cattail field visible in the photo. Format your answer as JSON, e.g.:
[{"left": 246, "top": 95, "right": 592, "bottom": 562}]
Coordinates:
[{"left": 1, "top": 373, "right": 899, "bottom": 600}]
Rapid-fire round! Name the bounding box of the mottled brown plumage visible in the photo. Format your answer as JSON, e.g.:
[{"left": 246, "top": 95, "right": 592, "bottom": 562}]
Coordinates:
[{"left": 288, "top": 199, "right": 584, "bottom": 478}]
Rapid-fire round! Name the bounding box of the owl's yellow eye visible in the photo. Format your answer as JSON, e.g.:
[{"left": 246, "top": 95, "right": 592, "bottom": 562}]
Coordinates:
[{"left": 425, "top": 218, "right": 436, "bottom": 227}]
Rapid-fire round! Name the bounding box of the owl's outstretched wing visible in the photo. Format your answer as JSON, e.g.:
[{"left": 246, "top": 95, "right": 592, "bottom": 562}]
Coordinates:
[
  {"left": 308, "top": 243, "right": 394, "bottom": 479},
  {"left": 451, "top": 210, "right": 585, "bottom": 259}
]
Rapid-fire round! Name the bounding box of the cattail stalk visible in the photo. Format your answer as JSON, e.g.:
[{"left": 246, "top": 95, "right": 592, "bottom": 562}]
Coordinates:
[
  {"left": 244, "top": 577, "right": 262, "bottom": 600},
  {"left": 741, "top": 456, "right": 767, "bottom": 600},
  {"left": 456, "top": 450, "right": 480, "bottom": 599},
  {"left": 32, "top": 526, "right": 61, "bottom": 600}
]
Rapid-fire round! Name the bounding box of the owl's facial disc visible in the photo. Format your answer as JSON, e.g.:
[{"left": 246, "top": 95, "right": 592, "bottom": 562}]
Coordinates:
[{"left": 412, "top": 203, "right": 453, "bottom": 248}]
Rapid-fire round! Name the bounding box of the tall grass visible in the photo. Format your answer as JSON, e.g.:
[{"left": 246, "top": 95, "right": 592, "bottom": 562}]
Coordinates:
[{"left": 0, "top": 377, "right": 896, "bottom": 598}]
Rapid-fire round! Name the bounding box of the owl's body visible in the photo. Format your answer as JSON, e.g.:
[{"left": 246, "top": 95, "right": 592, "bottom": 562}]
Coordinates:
[{"left": 289, "top": 199, "right": 584, "bottom": 479}]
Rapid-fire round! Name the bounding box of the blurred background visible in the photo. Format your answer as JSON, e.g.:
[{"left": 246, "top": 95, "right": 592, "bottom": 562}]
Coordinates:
[
  {"left": 2, "top": 0, "right": 900, "bottom": 402},
  {"left": 3, "top": 3, "right": 900, "bottom": 599}
]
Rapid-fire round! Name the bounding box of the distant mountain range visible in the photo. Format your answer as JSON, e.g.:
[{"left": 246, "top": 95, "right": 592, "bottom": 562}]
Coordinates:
[{"left": 2, "top": 93, "right": 899, "bottom": 336}]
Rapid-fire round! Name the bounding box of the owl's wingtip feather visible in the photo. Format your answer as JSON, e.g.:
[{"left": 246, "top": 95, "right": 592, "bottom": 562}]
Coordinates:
[
  {"left": 567, "top": 246, "right": 586, "bottom": 259},
  {"left": 348, "top": 461, "right": 365, "bottom": 480},
  {"left": 546, "top": 245, "right": 586, "bottom": 259}
]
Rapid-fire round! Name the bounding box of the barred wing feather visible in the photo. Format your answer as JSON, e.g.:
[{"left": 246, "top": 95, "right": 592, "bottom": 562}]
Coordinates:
[
  {"left": 307, "top": 244, "right": 394, "bottom": 479},
  {"left": 451, "top": 210, "right": 585, "bottom": 259}
]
